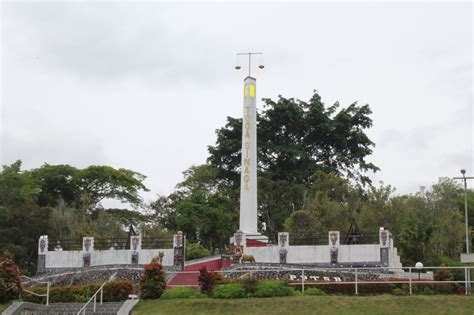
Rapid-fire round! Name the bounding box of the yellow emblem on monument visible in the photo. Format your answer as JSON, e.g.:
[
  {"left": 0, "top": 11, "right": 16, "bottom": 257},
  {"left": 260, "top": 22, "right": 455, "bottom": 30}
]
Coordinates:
[{"left": 244, "top": 84, "right": 256, "bottom": 97}]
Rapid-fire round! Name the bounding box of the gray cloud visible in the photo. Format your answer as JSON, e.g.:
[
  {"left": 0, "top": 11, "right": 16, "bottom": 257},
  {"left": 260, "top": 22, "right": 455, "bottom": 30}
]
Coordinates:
[{"left": 1, "top": 1, "right": 472, "bottom": 199}]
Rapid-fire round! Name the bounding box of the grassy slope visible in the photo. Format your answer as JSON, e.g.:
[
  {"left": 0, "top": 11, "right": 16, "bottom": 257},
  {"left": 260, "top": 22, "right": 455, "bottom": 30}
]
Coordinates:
[
  {"left": 0, "top": 303, "right": 10, "bottom": 313},
  {"left": 133, "top": 295, "right": 474, "bottom": 315}
]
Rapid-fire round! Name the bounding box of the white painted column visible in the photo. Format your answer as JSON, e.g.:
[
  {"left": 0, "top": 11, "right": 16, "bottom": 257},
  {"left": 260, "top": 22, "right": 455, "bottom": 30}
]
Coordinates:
[
  {"left": 37, "top": 235, "right": 48, "bottom": 273},
  {"left": 240, "top": 76, "right": 258, "bottom": 234}
]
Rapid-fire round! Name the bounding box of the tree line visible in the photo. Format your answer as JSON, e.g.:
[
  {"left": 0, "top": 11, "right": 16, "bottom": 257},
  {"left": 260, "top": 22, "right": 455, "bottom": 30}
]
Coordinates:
[{"left": 1, "top": 90, "right": 472, "bottom": 274}]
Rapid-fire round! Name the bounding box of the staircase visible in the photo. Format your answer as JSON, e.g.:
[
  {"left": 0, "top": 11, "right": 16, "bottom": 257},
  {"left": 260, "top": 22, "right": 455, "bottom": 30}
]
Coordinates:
[
  {"left": 2, "top": 301, "right": 127, "bottom": 315},
  {"left": 167, "top": 255, "right": 233, "bottom": 287},
  {"left": 46, "top": 302, "right": 124, "bottom": 314}
]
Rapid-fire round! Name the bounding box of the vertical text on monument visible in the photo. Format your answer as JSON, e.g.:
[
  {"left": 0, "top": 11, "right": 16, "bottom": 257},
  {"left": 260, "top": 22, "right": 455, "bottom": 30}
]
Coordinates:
[{"left": 239, "top": 76, "right": 258, "bottom": 234}]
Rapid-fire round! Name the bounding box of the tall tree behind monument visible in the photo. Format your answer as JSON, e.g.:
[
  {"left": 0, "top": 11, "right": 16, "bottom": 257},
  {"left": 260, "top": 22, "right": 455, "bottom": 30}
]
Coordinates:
[{"left": 208, "top": 92, "right": 380, "bottom": 234}]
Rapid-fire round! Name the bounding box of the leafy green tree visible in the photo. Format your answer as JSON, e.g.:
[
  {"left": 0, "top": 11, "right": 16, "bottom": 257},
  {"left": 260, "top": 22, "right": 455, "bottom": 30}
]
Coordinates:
[
  {"left": 105, "top": 208, "right": 151, "bottom": 227},
  {"left": 186, "top": 242, "right": 212, "bottom": 260},
  {"left": 206, "top": 92, "right": 379, "bottom": 235},
  {"left": 356, "top": 184, "right": 409, "bottom": 238},
  {"left": 208, "top": 92, "right": 379, "bottom": 186},
  {"left": 283, "top": 172, "right": 364, "bottom": 237},
  {"left": 0, "top": 161, "right": 39, "bottom": 207},
  {"left": 0, "top": 204, "right": 50, "bottom": 274},
  {"left": 283, "top": 210, "right": 323, "bottom": 236},
  {"left": 424, "top": 179, "right": 465, "bottom": 261},
  {"left": 152, "top": 165, "right": 237, "bottom": 250},
  {"left": 30, "top": 164, "right": 79, "bottom": 208},
  {"left": 47, "top": 206, "right": 129, "bottom": 241},
  {"left": 73, "top": 166, "right": 149, "bottom": 211},
  {"left": 397, "top": 209, "right": 433, "bottom": 266}
]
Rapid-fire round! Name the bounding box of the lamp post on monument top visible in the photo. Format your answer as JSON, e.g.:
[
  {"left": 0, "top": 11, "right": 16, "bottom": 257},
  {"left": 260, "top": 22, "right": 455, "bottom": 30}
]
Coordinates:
[
  {"left": 453, "top": 169, "right": 474, "bottom": 254},
  {"left": 234, "top": 52, "right": 265, "bottom": 238},
  {"left": 454, "top": 169, "right": 473, "bottom": 295},
  {"left": 235, "top": 52, "right": 264, "bottom": 77}
]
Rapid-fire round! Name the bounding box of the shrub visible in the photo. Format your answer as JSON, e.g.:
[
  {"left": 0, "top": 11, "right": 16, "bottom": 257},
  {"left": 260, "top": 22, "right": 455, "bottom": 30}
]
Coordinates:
[
  {"left": 240, "top": 276, "right": 260, "bottom": 294},
  {"left": 140, "top": 260, "right": 166, "bottom": 299},
  {"left": 304, "top": 287, "right": 326, "bottom": 296},
  {"left": 161, "top": 287, "right": 204, "bottom": 299},
  {"left": 0, "top": 257, "right": 22, "bottom": 303},
  {"left": 434, "top": 264, "right": 454, "bottom": 281},
  {"left": 186, "top": 243, "right": 212, "bottom": 260},
  {"left": 301, "top": 283, "right": 393, "bottom": 295},
  {"left": 103, "top": 280, "right": 133, "bottom": 301},
  {"left": 211, "top": 284, "right": 246, "bottom": 299},
  {"left": 254, "top": 281, "right": 296, "bottom": 298},
  {"left": 436, "top": 257, "right": 465, "bottom": 281},
  {"left": 392, "top": 288, "right": 407, "bottom": 296},
  {"left": 411, "top": 283, "right": 456, "bottom": 295},
  {"left": 198, "top": 267, "right": 223, "bottom": 294}
]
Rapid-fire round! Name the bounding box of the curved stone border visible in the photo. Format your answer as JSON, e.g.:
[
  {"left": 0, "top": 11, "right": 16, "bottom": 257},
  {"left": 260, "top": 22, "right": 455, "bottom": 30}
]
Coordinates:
[
  {"left": 2, "top": 302, "right": 46, "bottom": 315},
  {"left": 117, "top": 299, "right": 139, "bottom": 315}
]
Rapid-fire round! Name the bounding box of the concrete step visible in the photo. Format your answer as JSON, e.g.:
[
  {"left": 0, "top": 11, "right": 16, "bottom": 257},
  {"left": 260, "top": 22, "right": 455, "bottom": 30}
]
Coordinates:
[
  {"left": 45, "top": 302, "right": 124, "bottom": 314},
  {"left": 4, "top": 300, "right": 128, "bottom": 315}
]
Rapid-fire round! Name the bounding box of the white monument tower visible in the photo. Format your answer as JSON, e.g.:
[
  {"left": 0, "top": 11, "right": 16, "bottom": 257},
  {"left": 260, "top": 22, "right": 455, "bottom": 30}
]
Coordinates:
[{"left": 235, "top": 52, "right": 265, "bottom": 239}]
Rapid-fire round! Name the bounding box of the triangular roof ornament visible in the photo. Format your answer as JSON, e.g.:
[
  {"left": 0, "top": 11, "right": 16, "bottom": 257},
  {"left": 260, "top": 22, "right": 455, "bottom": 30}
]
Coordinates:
[{"left": 344, "top": 218, "right": 365, "bottom": 244}]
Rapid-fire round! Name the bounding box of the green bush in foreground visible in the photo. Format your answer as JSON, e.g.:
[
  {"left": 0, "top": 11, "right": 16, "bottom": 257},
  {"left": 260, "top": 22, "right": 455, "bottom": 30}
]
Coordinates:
[
  {"left": 303, "top": 288, "right": 326, "bottom": 296},
  {"left": 0, "top": 257, "right": 22, "bottom": 303},
  {"left": 140, "top": 260, "right": 166, "bottom": 299},
  {"left": 161, "top": 287, "right": 204, "bottom": 299},
  {"left": 239, "top": 276, "right": 260, "bottom": 295},
  {"left": 211, "top": 284, "right": 247, "bottom": 299},
  {"left": 254, "top": 281, "right": 296, "bottom": 298}
]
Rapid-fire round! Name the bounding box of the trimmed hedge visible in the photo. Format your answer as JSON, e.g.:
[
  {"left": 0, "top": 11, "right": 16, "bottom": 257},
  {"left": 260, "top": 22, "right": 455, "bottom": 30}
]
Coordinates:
[
  {"left": 211, "top": 284, "right": 247, "bottom": 299},
  {"left": 298, "top": 282, "right": 460, "bottom": 295},
  {"left": 254, "top": 281, "right": 296, "bottom": 298},
  {"left": 162, "top": 287, "right": 204, "bottom": 299},
  {"left": 22, "top": 280, "right": 132, "bottom": 303}
]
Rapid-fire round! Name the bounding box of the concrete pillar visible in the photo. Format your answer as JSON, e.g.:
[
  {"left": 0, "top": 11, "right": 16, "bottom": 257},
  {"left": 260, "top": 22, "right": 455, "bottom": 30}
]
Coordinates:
[
  {"left": 37, "top": 235, "right": 48, "bottom": 273},
  {"left": 239, "top": 76, "right": 258, "bottom": 234},
  {"left": 328, "top": 231, "right": 340, "bottom": 265},
  {"left": 82, "top": 237, "right": 94, "bottom": 268},
  {"left": 173, "top": 231, "right": 185, "bottom": 270},
  {"left": 379, "top": 228, "right": 389, "bottom": 269},
  {"left": 130, "top": 235, "right": 141, "bottom": 264},
  {"left": 278, "top": 232, "right": 289, "bottom": 264}
]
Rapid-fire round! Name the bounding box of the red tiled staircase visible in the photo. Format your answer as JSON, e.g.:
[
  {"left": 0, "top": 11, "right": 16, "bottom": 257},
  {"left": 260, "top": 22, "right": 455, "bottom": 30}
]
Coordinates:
[{"left": 167, "top": 256, "right": 233, "bottom": 287}]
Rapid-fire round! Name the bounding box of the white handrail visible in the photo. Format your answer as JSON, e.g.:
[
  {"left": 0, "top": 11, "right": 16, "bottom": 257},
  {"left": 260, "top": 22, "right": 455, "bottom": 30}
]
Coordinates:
[
  {"left": 21, "top": 275, "right": 51, "bottom": 306},
  {"left": 77, "top": 272, "right": 117, "bottom": 315},
  {"left": 167, "top": 266, "right": 474, "bottom": 295}
]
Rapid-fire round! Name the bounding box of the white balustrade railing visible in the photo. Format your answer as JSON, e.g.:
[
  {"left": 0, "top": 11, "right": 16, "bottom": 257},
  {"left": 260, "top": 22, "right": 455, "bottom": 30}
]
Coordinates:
[
  {"left": 165, "top": 266, "right": 474, "bottom": 295},
  {"left": 77, "top": 272, "right": 117, "bottom": 315},
  {"left": 21, "top": 275, "right": 51, "bottom": 306}
]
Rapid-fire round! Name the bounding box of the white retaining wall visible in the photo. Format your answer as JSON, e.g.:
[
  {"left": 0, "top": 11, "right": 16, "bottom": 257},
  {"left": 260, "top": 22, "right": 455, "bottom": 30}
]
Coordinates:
[
  {"left": 244, "top": 229, "right": 403, "bottom": 269},
  {"left": 246, "top": 244, "right": 383, "bottom": 265},
  {"left": 44, "top": 249, "right": 175, "bottom": 268}
]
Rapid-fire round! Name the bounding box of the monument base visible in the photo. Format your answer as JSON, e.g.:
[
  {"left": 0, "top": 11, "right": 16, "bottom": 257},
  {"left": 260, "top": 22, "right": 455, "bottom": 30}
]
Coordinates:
[{"left": 230, "top": 231, "right": 269, "bottom": 249}]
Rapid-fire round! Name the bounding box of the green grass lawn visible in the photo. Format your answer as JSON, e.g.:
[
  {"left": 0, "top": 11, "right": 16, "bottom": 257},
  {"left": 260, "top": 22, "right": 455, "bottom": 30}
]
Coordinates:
[
  {"left": 132, "top": 295, "right": 474, "bottom": 315},
  {"left": 0, "top": 303, "right": 10, "bottom": 313}
]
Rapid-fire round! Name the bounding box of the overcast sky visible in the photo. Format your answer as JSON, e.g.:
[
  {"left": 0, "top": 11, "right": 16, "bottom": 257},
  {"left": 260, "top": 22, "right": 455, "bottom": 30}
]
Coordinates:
[{"left": 1, "top": 1, "right": 472, "bottom": 206}]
